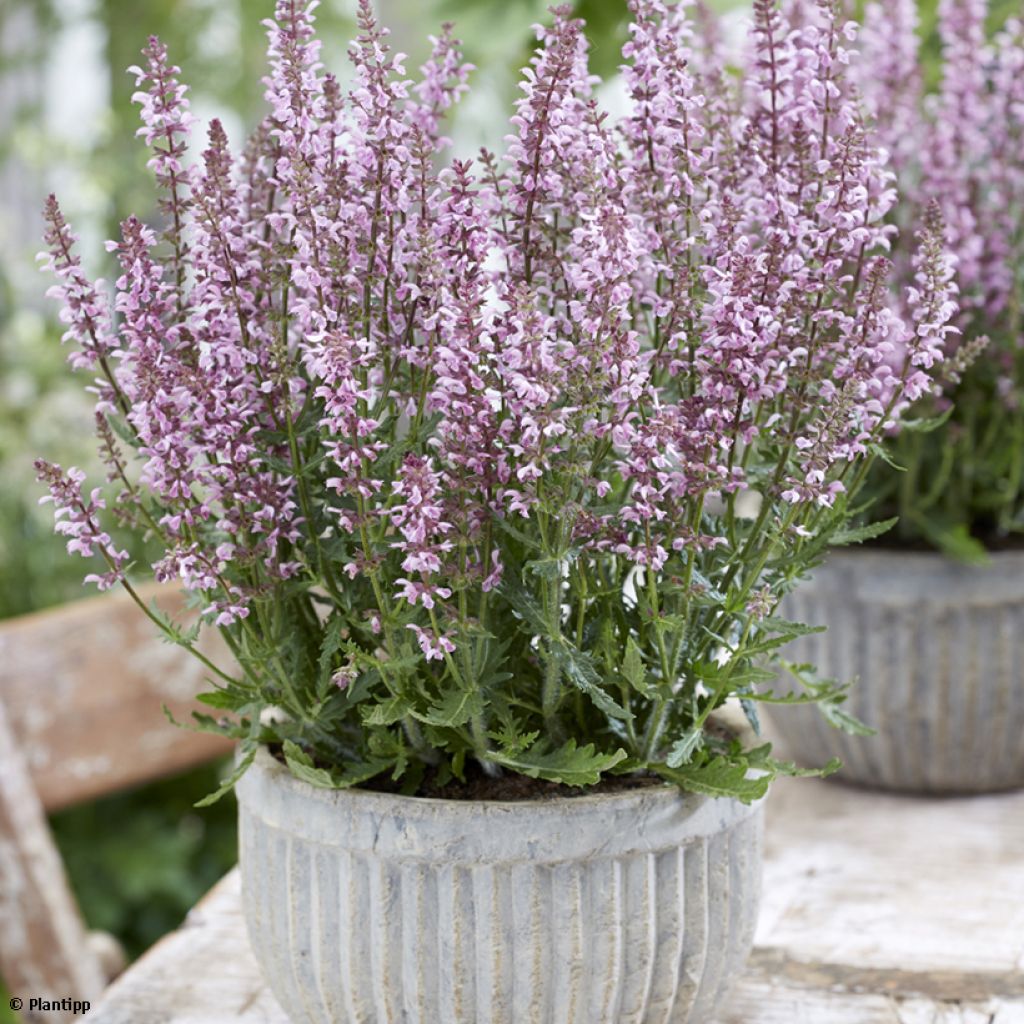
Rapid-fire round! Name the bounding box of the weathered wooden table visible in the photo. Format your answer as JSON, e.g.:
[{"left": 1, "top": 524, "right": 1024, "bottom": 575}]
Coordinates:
[{"left": 83, "top": 776, "right": 1024, "bottom": 1023}]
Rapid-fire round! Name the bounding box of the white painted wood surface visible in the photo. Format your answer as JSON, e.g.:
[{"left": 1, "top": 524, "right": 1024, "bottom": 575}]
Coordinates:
[
  {"left": 81, "top": 776, "right": 1024, "bottom": 1023},
  {"left": 0, "top": 701, "right": 106, "bottom": 1024}
]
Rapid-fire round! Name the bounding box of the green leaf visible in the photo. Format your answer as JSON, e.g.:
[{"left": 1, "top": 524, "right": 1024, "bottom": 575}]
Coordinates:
[
  {"left": 899, "top": 406, "right": 954, "bottom": 435},
  {"left": 412, "top": 686, "right": 485, "bottom": 728},
  {"left": 621, "top": 636, "right": 657, "bottom": 698},
  {"left": 362, "top": 695, "right": 411, "bottom": 727},
  {"left": 148, "top": 598, "right": 201, "bottom": 647},
  {"left": 500, "top": 576, "right": 631, "bottom": 720},
  {"left": 498, "top": 577, "right": 549, "bottom": 633},
  {"left": 555, "top": 640, "right": 633, "bottom": 721},
  {"left": 665, "top": 726, "right": 703, "bottom": 768},
  {"left": 867, "top": 441, "right": 907, "bottom": 471},
  {"left": 777, "top": 660, "right": 874, "bottom": 735},
  {"left": 524, "top": 549, "right": 578, "bottom": 579},
  {"left": 819, "top": 701, "right": 874, "bottom": 736},
  {"left": 653, "top": 754, "right": 770, "bottom": 805},
  {"left": 194, "top": 745, "right": 256, "bottom": 807},
  {"left": 739, "top": 697, "right": 761, "bottom": 735},
  {"left": 688, "top": 567, "right": 726, "bottom": 603},
  {"left": 745, "top": 743, "right": 842, "bottom": 779},
  {"left": 492, "top": 515, "right": 543, "bottom": 551},
  {"left": 163, "top": 703, "right": 251, "bottom": 740},
  {"left": 830, "top": 517, "right": 899, "bottom": 547},
  {"left": 283, "top": 740, "right": 389, "bottom": 790},
  {"left": 317, "top": 616, "right": 348, "bottom": 697},
  {"left": 774, "top": 755, "right": 842, "bottom": 779},
  {"left": 485, "top": 739, "right": 629, "bottom": 787},
  {"left": 282, "top": 740, "right": 337, "bottom": 789},
  {"left": 195, "top": 687, "right": 249, "bottom": 711},
  {"left": 757, "top": 616, "right": 827, "bottom": 640}
]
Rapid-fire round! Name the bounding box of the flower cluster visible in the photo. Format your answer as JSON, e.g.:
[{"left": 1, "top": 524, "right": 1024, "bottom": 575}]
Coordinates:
[
  {"left": 39, "top": 0, "right": 951, "bottom": 797},
  {"left": 853, "top": 0, "right": 1024, "bottom": 556}
]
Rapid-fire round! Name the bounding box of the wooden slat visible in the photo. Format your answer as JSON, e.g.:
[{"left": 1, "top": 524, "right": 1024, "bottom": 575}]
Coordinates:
[
  {"left": 82, "top": 873, "right": 281, "bottom": 1024},
  {"left": 756, "top": 775, "right": 1024, "bottom": 981},
  {"left": 0, "top": 701, "right": 105, "bottom": 1023},
  {"left": 0, "top": 584, "right": 234, "bottom": 811},
  {"left": 81, "top": 775, "right": 1024, "bottom": 1023}
]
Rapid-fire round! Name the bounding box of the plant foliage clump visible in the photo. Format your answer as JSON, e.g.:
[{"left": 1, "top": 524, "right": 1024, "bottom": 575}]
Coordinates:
[
  {"left": 37, "top": 0, "right": 954, "bottom": 802},
  {"left": 855, "top": 0, "right": 1024, "bottom": 559}
]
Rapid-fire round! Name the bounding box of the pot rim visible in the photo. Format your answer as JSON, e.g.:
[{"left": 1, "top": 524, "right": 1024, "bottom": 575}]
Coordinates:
[
  {"left": 239, "top": 746, "right": 764, "bottom": 861},
  {"left": 791, "top": 543, "right": 1024, "bottom": 609}
]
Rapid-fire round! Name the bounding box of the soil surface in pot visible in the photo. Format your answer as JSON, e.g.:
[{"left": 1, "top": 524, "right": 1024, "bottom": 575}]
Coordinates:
[
  {"left": 368, "top": 761, "right": 668, "bottom": 801},
  {"left": 268, "top": 745, "right": 666, "bottom": 801}
]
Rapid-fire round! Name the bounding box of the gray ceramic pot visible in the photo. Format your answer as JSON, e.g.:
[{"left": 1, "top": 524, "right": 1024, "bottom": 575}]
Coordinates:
[
  {"left": 772, "top": 548, "right": 1024, "bottom": 793},
  {"left": 236, "top": 746, "right": 764, "bottom": 1024}
]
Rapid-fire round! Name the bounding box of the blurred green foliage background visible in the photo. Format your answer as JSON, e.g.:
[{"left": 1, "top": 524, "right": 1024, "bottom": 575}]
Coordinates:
[{"left": 0, "top": 0, "right": 1015, "bottom": 1018}]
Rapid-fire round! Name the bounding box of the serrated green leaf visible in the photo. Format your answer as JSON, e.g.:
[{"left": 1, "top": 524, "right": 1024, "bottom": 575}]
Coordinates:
[
  {"left": 283, "top": 740, "right": 337, "bottom": 788},
  {"left": 776, "top": 660, "right": 874, "bottom": 735},
  {"left": 194, "top": 744, "right": 256, "bottom": 807},
  {"left": 196, "top": 687, "right": 249, "bottom": 711},
  {"left": 485, "top": 739, "right": 629, "bottom": 787},
  {"left": 163, "top": 702, "right": 251, "bottom": 740},
  {"left": 745, "top": 743, "right": 842, "bottom": 779},
  {"left": 555, "top": 640, "right": 632, "bottom": 721},
  {"left": 818, "top": 701, "right": 874, "bottom": 736},
  {"left": 525, "top": 549, "right": 578, "bottom": 579},
  {"left": 757, "top": 616, "right": 827, "bottom": 640},
  {"left": 148, "top": 598, "right": 201, "bottom": 646},
  {"left": 775, "top": 755, "right": 842, "bottom": 778},
  {"left": 412, "top": 686, "right": 485, "bottom": 728},
  {"left": 688, "top": 567, "right": 726, "bottom": 603},
  {"left": 498, "top": 577, "right": 549, "bottom": 633},
  {"left": 317, "top": 615, "right": 348, "bottom": 696},
  {"left": 622, "top": 636, "right": 657, "bottom": 698},
  {"left": 653, "top": 755, "right": 770, "bottom": 805},
  {"left": 362, "top": 695, "right": 411, "bottom": 726},
  {"left": 830, "top": 517, "right": 899, "bottom": 547},
  {"left": 665, "top": 726, "right": 703, "bottom": 768},
  {"left": 867, "top": 441, "right": 906, "bottom": 471},
  {"left": 899, "top": 406, "right": 954, "bottom": 434},
  {"left": 283, "top": 740, "right": 388, "bottom": 789}
]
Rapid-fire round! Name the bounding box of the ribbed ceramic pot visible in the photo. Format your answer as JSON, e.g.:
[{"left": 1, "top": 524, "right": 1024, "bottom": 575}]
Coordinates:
[
  {"left": 236, "top": 746, "right": 764, "bottom": 1024},
  {"left": 771, "top": 548, "right": 1024, "bottom": 793}
]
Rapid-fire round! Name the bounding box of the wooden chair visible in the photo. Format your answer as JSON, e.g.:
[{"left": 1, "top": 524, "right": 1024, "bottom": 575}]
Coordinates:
[{"left": 0, "top": 585, "right": 234, "bottom": 1023}]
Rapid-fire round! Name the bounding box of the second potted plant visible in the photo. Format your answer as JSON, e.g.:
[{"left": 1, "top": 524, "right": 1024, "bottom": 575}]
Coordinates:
[
  {"left": 770, "top": 0, "right": 1024, "bottom": 794},
  {"left": 37, "top": 0, "right": 951, "bottom": 1018}
]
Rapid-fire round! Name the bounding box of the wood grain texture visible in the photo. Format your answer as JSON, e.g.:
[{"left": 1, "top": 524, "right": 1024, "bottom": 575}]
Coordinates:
[
  {"left": 0, "top": 701, "right": 105, "bottom": 1024},
  {"left": 0, "top": 583, "right": 234, "bottom": 811},
  {"left": 756, "top": 776, "right": 1024, "bottom": 980},
  {"left": 0, "top": 584, "right": 235, "bottom": 1016},
  {"left": 81, "top": 775, "right": 1024, "bottom": 1023}
]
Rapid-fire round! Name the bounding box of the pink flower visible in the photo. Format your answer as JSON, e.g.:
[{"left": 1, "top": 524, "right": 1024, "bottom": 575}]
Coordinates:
[{"left": 407, "top": 623, "right": 456, "bottom": 662}]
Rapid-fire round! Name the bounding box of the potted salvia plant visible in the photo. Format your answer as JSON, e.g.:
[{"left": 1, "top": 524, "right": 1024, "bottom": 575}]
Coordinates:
[
  {"left": 769, "top": 0, "right": 1024, "bottom": 794},
  {"left": 37, "top": 0, "right": 951, "bottom": 1019}
]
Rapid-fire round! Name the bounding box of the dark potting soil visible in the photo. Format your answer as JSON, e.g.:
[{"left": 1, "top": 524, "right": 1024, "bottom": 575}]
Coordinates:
[
  {"left": 269, "top": 745, "right": 665, "bottom": 801},
  {"left": 363, "top": 760, "right": 667, "bottom": 802}
]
